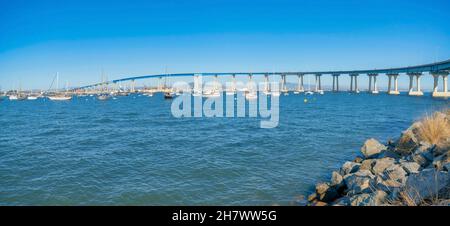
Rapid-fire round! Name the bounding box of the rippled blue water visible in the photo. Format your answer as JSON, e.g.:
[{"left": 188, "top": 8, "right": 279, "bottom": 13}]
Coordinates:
[{"left": 0, "top": 92, "right": 448, "bottom": 205}]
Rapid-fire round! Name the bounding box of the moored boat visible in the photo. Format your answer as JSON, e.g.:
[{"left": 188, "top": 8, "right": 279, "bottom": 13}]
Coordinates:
[
  {"left": 97, "top": 94, "right": 111, "bottom": 101},
  {"left": 164, "top": 92, "right": 174, "bottom": 99},
  {"left": 48, "top": 95, "right": 72, "bottom": 101},
  {"left": 9, "top": 94, "right": 27, "bottom": 101}
]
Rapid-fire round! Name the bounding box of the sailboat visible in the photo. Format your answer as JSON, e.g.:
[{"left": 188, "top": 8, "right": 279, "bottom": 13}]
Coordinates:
[
  {"left": 164, "top": 91, "right": 175, "bottom": 99},
  {"left": 9, "top": 83, "right": 27, "bottom": 101},
  {"left": 97, "top": 71, "right": 111, "bottom": 101},
  {"left": 304, "top": 76, "right": 314, "bottom": 95},
  {"left": 27, "top": 90, "right": 42, "bottom": 100},
  {"left": 48, "top": 73, "right": 72, "bottom": 101},
  {"left": 27, "top": 95, "right": 38, "bottom": 100}
]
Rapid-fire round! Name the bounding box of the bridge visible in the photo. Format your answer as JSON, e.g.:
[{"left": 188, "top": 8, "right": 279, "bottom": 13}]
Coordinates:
[{"left": 77, "top": 59, "right": 450, "bottom": 97}]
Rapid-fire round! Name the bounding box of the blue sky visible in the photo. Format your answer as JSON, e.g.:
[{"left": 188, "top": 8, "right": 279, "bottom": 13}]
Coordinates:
[{"left": 0, "top": 0, "right": 449, "bottom": 90}]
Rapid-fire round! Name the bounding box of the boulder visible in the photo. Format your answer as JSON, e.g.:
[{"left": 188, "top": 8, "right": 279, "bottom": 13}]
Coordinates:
[
  {"left": 400, "top": 161, "right": 421, "bottom": 174},
  {"left": 361, "top": 138, "right": 386, "bottom": 158},
  {"left": 315, "top": 183, "right": 329, "bottom": 195},
  {"left": 344, "top": 170, "right": 375, "bottom": 195},
  {"left": 444, "top": 162, "right": 450, "bottom": 172},
  {"left": 374, "top": 176, "right": 403, "bottom": 193},
  {"left": 410, "top": 150, "right": 433, "bottom": 168},
  {"left": 383, "top": 164, "right": 407, "bottom": 184},
  {"left": 403, "top": 169, "right": 450, "bottom": 204},
  {"left": 417, "top": 141, "right": 432, "bottom": 152},
  {"left": 434, "top": 145, "right": 450, "bottom": 157},
  {"left": 396, "top": 129, "right": 419, "bottom": 156},
  {"left": 360, "top": 159, "right": 375, "bottom": 171},
  {"left": 432, "top": 151, "right": 450, "bottom": 171},
  {"left": 340, "top": 161, "right": 361, "bottom": 175},
  {"left": 315, "top": 182, "right": 339, "bottom": 202},
  {"left": 307, "top": 193, "right": 317, "bottom": 202},
  {"left": 349, "top": 190, "right": 388, "bottom": 206},
  {"left": 330, "top": 171, "right": 344, "bottom": 189},
  {"left": 372, "top": 158, "right": 396, "bottom": 175},
  {"left": 353, "top": 156, "right": 364, "bottom": 163}
]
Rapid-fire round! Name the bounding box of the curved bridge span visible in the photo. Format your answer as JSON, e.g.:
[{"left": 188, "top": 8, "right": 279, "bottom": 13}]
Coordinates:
[{"left": 79, "top": 59, "right": 450, "bottom": 97}]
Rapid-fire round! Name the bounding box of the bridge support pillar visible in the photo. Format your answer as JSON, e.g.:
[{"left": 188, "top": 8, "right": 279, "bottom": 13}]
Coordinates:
[
  {"left": 296, "top": 74, "right": 304, "bottom": 92},
  {"left": 336, "top": 74, "right": 339, "bottom": 92},
  {"left": 408, "top": 73, "right": 424, "bottom": 96},
  {"left": 431, "top": 72, "right": 450, "bottom": 97},
  {"left": 408, "top": 74, "right": 414, "bottom": 93},
  {"left": 368, "top": 73, "right": 379, "bottom": 94},
  {"left": 315, "top": 74, "right": 322, "bottom": 92},
  {"left": 372, "top": 75, "right": 378, "bottom": 94},
  {"left": 332, "top": 74, "right": 339, "bottom": 92},
  {"left": 281, "top": 74, "right": 288, "bottom": 93},
  {"left": 349, "top": 74, "right": 359, "bottom": 93},
  {"left": 387, "top": 74, "right": 400, "bottom": 95},
  {"left": 350, "top": 75, "right": 353, "bottom": 92}
]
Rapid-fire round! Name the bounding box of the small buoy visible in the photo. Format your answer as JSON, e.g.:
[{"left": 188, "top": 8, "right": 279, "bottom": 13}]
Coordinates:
[{"left": 304, "top": 98, "right": 308, "bottom": 103}]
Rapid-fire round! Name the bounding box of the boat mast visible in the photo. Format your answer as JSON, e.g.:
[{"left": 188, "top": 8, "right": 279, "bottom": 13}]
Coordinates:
[{"left": 56, "top": 72, "right": 59, "bottom": 92}]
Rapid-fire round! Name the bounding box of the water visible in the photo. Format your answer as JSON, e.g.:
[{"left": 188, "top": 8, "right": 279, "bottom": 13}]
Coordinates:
[{"left": 0, "top": 93, "right": 448, "bottom": 205}]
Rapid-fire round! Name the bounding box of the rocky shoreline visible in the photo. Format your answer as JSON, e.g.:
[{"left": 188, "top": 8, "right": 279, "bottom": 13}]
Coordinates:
[{"left": 307, "top": 110, "right": 450, "bottom": 206}]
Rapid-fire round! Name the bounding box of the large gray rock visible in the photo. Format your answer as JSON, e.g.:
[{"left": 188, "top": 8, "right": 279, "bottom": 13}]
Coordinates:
[
  {"left": 361, "top": 138, "right": 386, "bottom": 158},
  {"left": 353, "top": 156, "right": 364, "bottom": 163},
  {"left": 403, "top": 169, "right": 450, "bottom": 204},
  {"left": 372, "top": 158, "right": 396, "bottom": 175},
  {"left": 340, "top": 161, "right": 361, "bottom": 175},
  {"left": 410, "top": 149, "right": 434, "bottom": 167},
  {"left": 315, "top": 182, "right": 339, "bottom": 202},
  {"left": 374, "top": 175, "right": 403, "bottom": 194},
  {"left": 396, "top": 129, "right": 419, "bottom": 156},
  {"left": 349, "top": 190, "right": 388, "bottom": 206},
  {"left": 360, "top": 159, "right": 375, "bottom": 171},
  {"left": 344, "top": 170, "right": 375, "bottom": 195},
  {"left": 330, "top": 171, "right": 344, "bottom": 189},
  {"left": 400, "top": 161, "right": 421, "bottom": 174},
  {"left": 417, "top": 141, "right": 432, "bottom": 152},
  {"left": 444, "top": 162, "right": 450, "bottom": 172},
  {"left": 432, "top": 151, "right": 450, "bottom": 171},
  {"left": 383, "top": 164, "right": 407, "bottom": 184},
  {"left": 307, "top": 193, "right": 317, "bottom": 202}
]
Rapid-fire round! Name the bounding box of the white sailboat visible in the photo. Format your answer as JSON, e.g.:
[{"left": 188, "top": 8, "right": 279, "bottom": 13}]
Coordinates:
[
  {"left": 305, "top": 76, "right": 314, "bottom": 95},
  {"left": 48, "top": 73, "right": 72, "bottom": 101}
]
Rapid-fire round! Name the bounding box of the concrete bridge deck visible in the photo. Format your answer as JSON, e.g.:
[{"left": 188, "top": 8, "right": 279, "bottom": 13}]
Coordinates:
[{"left": 77, "top": 59, "right": 450, "bottom": 97}]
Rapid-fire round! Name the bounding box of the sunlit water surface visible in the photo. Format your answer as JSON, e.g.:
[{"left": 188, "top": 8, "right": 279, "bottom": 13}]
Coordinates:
[{"left": 0, "top": 92, "right": 448, "bottom": 205}]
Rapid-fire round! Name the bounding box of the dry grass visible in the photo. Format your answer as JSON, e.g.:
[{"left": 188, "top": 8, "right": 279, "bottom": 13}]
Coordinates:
[{"left": 416, "top": 111, "right": 450, "bottom": 148}]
